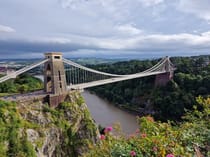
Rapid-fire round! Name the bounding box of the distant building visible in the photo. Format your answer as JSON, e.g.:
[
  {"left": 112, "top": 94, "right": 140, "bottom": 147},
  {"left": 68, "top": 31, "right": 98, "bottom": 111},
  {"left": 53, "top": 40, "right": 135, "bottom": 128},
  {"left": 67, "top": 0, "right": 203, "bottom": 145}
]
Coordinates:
[
  {"left": 0, "top": 67, "right": 7, "bottom": 75},
  {"left": 0, "top": 65, "right": 15, "bottom": 75}
]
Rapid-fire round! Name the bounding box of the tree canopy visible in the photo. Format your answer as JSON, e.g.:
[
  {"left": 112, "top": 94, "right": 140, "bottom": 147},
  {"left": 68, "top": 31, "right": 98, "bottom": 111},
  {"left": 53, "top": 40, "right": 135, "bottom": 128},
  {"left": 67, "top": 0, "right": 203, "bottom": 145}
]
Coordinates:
[{"left": 89, "top": 55, "right": 210, "bottom": 121}]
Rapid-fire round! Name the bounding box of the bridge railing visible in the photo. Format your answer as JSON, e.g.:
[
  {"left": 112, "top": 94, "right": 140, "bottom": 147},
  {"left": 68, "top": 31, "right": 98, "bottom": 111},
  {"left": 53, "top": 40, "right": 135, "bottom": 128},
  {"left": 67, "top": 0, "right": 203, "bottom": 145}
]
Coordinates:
[
  {"left": 63, "top": 56, "right": 174, "bottom": 89},
  {"left": 0, "top": 59, "right": 48, "bottom": 83}
]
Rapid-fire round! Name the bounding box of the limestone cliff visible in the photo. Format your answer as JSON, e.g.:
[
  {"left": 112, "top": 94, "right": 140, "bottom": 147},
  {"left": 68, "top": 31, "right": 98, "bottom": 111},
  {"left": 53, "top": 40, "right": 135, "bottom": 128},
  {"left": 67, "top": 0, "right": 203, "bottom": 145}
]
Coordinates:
[{"left": 0, "top": 91, "right": 99, "bottom": 157}]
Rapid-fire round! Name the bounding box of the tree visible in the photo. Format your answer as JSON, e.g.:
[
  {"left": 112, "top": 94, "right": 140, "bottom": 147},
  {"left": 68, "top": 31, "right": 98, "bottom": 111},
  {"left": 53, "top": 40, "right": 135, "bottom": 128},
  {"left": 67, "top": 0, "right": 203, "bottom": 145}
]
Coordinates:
[{"left": 18, "top": 85, "right": 28, "bottom": 94}]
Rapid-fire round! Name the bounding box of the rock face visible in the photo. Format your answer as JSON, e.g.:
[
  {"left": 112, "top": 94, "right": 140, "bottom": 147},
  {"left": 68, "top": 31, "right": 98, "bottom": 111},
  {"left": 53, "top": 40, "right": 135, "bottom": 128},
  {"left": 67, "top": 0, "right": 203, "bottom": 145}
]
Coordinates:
[{"left": 0, "top": 91, "right": 99, "bottom": 157}]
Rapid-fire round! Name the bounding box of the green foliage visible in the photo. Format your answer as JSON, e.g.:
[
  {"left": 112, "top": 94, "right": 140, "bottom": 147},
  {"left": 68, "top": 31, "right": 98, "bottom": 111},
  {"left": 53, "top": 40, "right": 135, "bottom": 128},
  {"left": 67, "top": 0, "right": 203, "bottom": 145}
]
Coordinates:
[
  {"left": 0, "top": 91, "right": 98, "bottom": 157},
  {"left": 89, "top": 55, "right": 210, "bottom": 121},
  {"left": 76, "top": 95, "right": 85, "bottom": 106},
  {"left": 42, "top": 96, "right": 98, "bottom": 156},
  {"left": 180, "top": 96, "right": 210, "bottom": 155},
  {"left": 7, "top": 127, "right": 21, "bottom": 157},
  {"left": 151, "top": 81, "right": 195, "bottom": 121},
  {"left": 0, "top": 73, "right": 43, "bottom": 95},
  {"left": 43, "top": 104, "right": 70, "bottom": 129},
  {"left": 0, "top": 100, "right": 36, "bottom": 157},
  {"left": 83, "top": 109, "right": 97, "bottom": 135},
  {"left": 84, "top": 96, "right": 210, "bottom": 157}
]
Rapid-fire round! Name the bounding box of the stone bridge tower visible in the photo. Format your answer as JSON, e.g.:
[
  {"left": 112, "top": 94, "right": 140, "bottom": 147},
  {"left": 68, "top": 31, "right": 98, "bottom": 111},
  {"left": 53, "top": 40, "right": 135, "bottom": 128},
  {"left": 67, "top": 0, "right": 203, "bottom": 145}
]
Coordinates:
[
  {"left": 155, "top": 56, "right": 174, "bottom": 86},
  {"left": 44, "top": 52, "right": 67, "bottom": 107}
]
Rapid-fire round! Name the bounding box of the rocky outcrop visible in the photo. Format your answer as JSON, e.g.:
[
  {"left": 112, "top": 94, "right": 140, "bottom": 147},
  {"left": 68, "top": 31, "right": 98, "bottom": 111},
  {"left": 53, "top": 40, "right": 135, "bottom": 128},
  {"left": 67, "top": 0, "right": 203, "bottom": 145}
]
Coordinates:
[{"left": 0, "top": 91, "right": 99, "bottom": 157}]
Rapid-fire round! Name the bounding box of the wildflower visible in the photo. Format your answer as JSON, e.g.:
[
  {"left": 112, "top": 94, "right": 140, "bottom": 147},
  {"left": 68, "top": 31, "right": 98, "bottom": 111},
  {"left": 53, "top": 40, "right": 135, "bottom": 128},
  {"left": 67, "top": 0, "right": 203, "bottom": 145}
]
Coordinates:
[
  {"left": 130, "top": 150, "right": 136, "bottom": 156},
  {"left": 141, "top": 133, "right": 147, "bottom": 138},
  {"left": 166, "top": 154, "right": 174, "bottom": 157},
  {"left": 152, "top": 146, "right": 157, "bottom": 152},
  {"left": 99, "top": 135, "right": 105, "bottom": 140},
  {"left": 135, "top": 129, "right": 140, "bottom": 134},
  {"left": 104, "top": 126, "right": 113, "bottom": 133}
]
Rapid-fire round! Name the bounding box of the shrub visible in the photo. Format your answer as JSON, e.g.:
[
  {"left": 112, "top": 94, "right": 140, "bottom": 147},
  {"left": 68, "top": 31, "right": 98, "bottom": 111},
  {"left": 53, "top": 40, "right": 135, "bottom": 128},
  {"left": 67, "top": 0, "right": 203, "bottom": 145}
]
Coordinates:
[{"left": 83, "top": 96, "right": 210, "bottom": 157}]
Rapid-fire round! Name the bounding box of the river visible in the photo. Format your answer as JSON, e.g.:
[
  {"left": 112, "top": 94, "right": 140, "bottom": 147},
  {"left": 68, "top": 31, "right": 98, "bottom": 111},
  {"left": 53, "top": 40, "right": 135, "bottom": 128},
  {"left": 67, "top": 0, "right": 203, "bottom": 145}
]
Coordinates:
[
  {"left": 82, "top": 90, "right": 138, "bottom": 134},
  {"left": 35, "top": 75, "right": 139, "bottom": 134}
]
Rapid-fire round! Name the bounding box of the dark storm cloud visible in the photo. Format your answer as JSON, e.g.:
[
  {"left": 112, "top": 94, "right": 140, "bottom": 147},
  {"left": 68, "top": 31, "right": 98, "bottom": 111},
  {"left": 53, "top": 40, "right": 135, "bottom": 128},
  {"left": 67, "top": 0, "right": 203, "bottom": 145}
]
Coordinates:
[
  {"left": 0, "top": 0, "right": 210, "bottom": 58},
  {"left": 0, "top": 38, "right": 96, "bottom": 54}
]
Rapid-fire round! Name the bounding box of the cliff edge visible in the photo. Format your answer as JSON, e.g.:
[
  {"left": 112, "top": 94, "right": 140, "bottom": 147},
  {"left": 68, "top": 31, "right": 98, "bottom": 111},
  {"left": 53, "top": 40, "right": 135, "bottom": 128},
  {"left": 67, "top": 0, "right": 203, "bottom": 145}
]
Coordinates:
[{"left": 0, "top": 91, "right": 99, "bottom": 157}]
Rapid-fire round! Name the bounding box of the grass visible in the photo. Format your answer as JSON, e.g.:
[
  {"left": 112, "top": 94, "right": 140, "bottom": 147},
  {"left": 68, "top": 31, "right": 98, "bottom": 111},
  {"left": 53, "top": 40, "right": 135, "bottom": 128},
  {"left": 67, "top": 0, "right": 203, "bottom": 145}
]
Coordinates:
[{"left": 0, "top": 93, "right": 12, "bottom": 97}]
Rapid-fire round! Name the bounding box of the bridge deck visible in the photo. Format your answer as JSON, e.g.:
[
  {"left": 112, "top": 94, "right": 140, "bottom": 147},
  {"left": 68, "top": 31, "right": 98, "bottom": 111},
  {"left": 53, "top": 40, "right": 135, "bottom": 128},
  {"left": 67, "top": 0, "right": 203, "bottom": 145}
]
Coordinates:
[{"left": 68, "top": 71, "right": 166, "bottom": 89}]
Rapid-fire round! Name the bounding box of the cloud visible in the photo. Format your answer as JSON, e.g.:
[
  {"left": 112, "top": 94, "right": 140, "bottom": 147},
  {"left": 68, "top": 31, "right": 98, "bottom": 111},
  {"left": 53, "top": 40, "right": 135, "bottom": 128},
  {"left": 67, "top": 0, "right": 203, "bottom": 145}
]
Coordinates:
[
  {"left": 60, "top": 0, "right": 89, "bottom": 9},
  {"left": 95, "top": 32, "right": 210, "bottom": 51},
  {"left": 60, "top": 0, "right": 165, "bottom": 9},
  {"left": 0, "top": 31, "right": 210, "bottom": 58},
  {"left": 178, "top": 0, "right": 210, "bottom": 22},
  {"left": 115, "top": 24, "right": 143, "bottom": 36},
  {"left": 137, "top": 0, "right": 164, "bottom": 7},
  {"left": 201, "top": 31, "right": 210, "bottom": 37},
  {"left": 0, "top": 25, "right": 15, "bottom": 33},
  {"left": 0, "top": 0, "right": 210, "bottom": 59}
]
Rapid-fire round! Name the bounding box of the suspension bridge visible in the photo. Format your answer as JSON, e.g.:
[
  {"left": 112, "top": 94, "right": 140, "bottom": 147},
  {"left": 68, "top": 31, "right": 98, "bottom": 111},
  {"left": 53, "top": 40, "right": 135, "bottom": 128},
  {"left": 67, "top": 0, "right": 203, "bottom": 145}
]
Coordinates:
[{"left": 0, "top": 52, "right": 175, "bottom": 107}]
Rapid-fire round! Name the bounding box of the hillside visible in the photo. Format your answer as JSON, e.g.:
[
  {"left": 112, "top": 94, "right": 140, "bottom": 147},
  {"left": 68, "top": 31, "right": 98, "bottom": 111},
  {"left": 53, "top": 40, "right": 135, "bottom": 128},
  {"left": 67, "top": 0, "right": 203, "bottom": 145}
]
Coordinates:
[
  {"left": 89, "top": 55, "right": 210, "bottom": 121},
  {"left": 0, "top": 91, "right": 98, "bottom": 157}
]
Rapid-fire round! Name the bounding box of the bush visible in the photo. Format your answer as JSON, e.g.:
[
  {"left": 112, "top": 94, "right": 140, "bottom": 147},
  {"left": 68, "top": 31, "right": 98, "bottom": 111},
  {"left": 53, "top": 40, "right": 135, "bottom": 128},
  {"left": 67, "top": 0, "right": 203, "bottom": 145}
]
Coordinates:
[{"left": 83, "top": 96, "right": 210, "bottom": 157}]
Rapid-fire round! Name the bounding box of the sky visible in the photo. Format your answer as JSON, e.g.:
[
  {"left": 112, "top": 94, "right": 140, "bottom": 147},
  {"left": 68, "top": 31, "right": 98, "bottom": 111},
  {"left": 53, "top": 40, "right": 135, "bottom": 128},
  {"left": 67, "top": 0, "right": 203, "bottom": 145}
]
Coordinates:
[{"left": 0, "top": 0, "right": 210, "bottom": 59}]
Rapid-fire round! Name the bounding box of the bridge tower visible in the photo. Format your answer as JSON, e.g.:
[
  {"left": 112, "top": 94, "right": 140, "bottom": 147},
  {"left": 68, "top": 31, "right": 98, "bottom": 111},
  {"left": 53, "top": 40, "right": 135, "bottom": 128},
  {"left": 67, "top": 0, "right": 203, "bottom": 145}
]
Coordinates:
[
  {"left": 155, "top": 56, "right": 174, "bottom": 86},
  {"left": 44, "top": 52, "right": 67, "bottom": 107}
]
